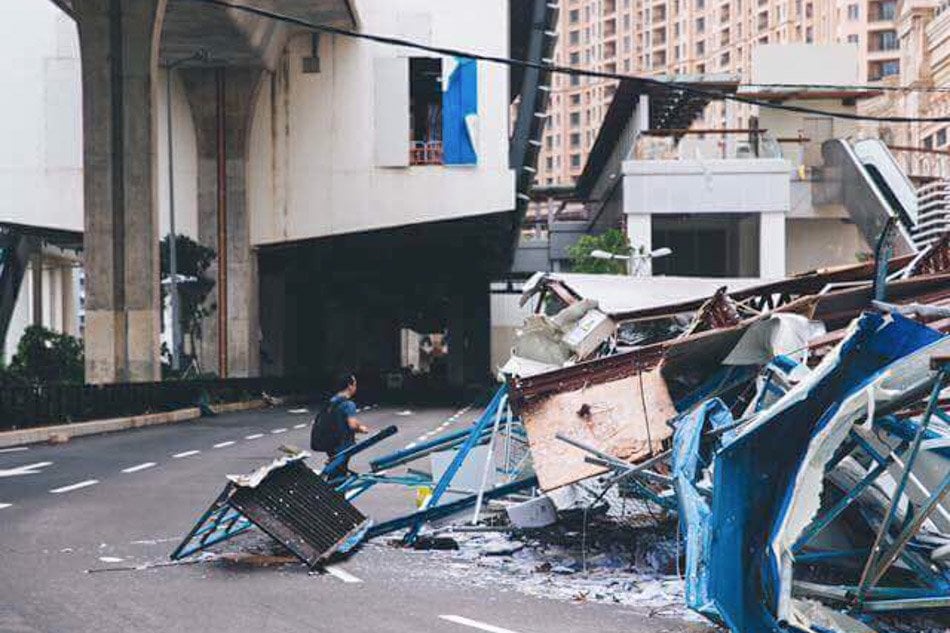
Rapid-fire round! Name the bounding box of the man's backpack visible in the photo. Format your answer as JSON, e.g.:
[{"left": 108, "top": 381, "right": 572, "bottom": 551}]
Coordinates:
[{"left": 310, "top": 399, "right": 340, "bottom": 452}]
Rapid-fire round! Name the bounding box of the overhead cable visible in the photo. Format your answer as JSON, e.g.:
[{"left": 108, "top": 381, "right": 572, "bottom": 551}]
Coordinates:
[{"left": 187, "top": 0, "right": 950, "bottom": 124}]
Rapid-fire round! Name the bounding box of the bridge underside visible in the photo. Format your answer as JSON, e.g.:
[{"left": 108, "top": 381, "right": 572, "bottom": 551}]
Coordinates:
[{"left": 258, "top": 211, "right": 518, "bottom": 392}]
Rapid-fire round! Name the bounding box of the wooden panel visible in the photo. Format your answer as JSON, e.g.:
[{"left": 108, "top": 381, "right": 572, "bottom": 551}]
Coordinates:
[{"left": 521, "top": 368, "right": 676, "bottom": 491}]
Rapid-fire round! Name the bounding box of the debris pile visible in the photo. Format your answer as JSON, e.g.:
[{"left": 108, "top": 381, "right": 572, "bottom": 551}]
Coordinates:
[{"left": 171, "top": 232, "right": 950, "bottom": 632}]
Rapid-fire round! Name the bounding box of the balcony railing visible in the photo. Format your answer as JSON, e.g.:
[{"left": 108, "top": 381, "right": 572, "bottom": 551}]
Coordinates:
[{"left": 410, "top": 140, "right": 443, "bottom": 166}]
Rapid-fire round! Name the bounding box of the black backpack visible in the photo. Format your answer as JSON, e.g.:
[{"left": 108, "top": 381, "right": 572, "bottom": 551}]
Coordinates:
[{"left": 310, "top": 399, "right": 341, "bottom": 452}]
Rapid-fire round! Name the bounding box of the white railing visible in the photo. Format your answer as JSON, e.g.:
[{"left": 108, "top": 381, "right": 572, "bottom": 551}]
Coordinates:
[{"left": 913, "top": 179, "right": 950, "bottom": 248}]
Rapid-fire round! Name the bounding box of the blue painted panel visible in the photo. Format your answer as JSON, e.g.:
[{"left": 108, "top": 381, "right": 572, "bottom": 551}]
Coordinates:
[
  {"left": 442, "top": 57, "right": 478, "bottom": 165},
  {"left": 708, "top": 313, "right": 943, "bottom": 633}
]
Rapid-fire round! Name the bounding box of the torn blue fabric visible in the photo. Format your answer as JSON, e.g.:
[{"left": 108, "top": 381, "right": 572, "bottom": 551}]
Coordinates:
[
  {"left": 442, "top": 57, "right": 477, "bottom": 165},
  {"left": 707, "top": 313, "right": 943, "bottom": 633},
  {"left": 673, "top": 398, "right": 735, "bottom": 624}
]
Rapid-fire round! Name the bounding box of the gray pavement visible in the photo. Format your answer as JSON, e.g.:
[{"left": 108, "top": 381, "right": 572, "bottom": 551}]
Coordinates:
[{"left": 0, "top": 404, "right": 710, "bottom": 633}]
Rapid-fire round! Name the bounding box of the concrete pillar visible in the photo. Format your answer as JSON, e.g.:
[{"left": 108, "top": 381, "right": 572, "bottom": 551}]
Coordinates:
[
  {"left": 625, "top": 214, "right": 653, "bottom": 276},
  {"left": 76, "top": 0, "right": 167, "bottom": 383},
  {"left": 31, "top": 253, "right": 42, "bottom": 327},
  {"left": 760, "top": 212, "right": 787, "bottom": 279},
  {"left": 181, "top": 68, "right": 262, "bottom": 378},
  {"left": 446, "top": 279, "right": 490, "bottom": 389}
]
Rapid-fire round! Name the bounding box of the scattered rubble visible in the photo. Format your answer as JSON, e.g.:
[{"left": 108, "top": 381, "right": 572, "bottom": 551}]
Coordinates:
[{"left": 169, "top": 232, "right": 950, "bottom": 632}]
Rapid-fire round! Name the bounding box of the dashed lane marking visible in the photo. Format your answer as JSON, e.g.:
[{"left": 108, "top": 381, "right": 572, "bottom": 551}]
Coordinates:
[
  {"left": 50, "top": 479, "right": 99, "bottom": 494},
  {"left": 213, "top": 441, "right": 236, "bottom": 449},
  {"left": 0, "top": 461, "right": 53, "bottom": 478},
  {"left": 121, "top": 462, "right": 156, "bottom": 474},
  {"left": 323, "top": 565, "right": 362, "bottom": 583},
  {"left": 172, "top": 450, "right": 200, "bottom": 459},
  {"left": 245, "top": 434, "right": 264, "bottom": 440},
  {"left": 405, "top": 442, "right": 418, "bottom": 450},
  {"left": 0, "top": 503, "right": 11, "bottom": 510},
  {"left": 0, "top": 447, "right": 29, "bottom": 453},
  {"left": 271, "top": 428, "right": 287, "bottom": 434},
  {"left": 293, "top": 423, "right": 308, "bottom": 430},
  {"left": 438, "top": 615, "right": 522, "bottom": 633}
]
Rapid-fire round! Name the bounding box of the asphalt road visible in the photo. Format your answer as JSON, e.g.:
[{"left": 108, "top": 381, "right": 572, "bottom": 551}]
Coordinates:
[{"left": 0, "top": 404, "right": 710, "bottom": 633}]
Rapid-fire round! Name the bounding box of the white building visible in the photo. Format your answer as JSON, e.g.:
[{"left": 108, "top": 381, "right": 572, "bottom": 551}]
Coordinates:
[{"left": 2, "top": 0, "right": 552, "bottom": 387}]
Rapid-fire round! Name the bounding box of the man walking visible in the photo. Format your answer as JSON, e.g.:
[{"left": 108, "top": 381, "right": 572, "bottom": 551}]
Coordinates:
[{"left": 312, "top": 373, "right": 369, "bottom": 473}]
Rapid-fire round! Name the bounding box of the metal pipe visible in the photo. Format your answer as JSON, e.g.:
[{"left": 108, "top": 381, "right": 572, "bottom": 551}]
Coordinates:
[
  {"left": 166, "top": 62, "right": 181, "bottom": 371},
  {"left": 215, "top": 68, "right": 228, "bottom": 377}
]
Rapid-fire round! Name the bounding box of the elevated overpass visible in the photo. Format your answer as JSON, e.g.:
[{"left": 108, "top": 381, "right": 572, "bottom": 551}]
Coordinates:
[{"left": 39, "top": 0, "right": 552, "bottom": 388}]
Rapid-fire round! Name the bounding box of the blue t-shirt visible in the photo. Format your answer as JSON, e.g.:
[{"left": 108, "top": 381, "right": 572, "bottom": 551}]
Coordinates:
[{"left": 329, "top": 394, "right": 358, "bottom": 447}]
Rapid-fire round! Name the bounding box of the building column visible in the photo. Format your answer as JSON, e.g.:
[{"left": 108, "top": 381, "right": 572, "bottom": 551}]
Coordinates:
[
  {"left": 625, "top": 213, "right": 653, "bottom": 276},
  {"left": 31, "top": 253, "right": 43, "bottom": 327},
  {"left": 446, "top": 279, "right": 490, "bottom": 389},
  {"left": 760, "top": 212, "right": 787, "bottom": 279},
  {"left": 76, "top": 0, "right": 166, "bottom": 383},
  {"left": 182, "top": 67, "right": 262, "bottom": 378}
]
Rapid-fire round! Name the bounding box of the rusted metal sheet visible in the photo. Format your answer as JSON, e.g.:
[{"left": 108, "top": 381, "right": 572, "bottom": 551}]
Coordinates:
[{"left": 515, "top": 366, "right": 676, "bottom": 491}]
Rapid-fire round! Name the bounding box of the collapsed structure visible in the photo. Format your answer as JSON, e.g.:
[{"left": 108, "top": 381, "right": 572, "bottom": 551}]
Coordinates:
[{"left": 173, "top": 231, "right": 950, "bottom": 632}]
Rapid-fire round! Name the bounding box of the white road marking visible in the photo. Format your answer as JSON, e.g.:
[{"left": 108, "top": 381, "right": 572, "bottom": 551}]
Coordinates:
[
  {"left": 324, "top": 565, "right": 362, "bottom": 583},
  {"left": 271, "top": 428, "right": 287, "bottom": 434},
  {"left": 50, "top": 479, "right": 99, "bottom": 494},
  {"left": 245, "top": 433, "right": 264, "bottom": 440},
  {"left": 0, "top": 461, "right": 53, "bottom": 478},
  {"left": 121, "top": 462, "right": 156, "bottom": 474},
  {"left": 293, "top": 423, "right": 308, "bottom": 430},
  {"left": 172, "top": 450, "right": 200, "bottom": 459},
  {"left": 288, "top": 408, "right": 309, "bottom": 414},
  {"left": 98, "top": 556, "right": 124, "bottom": 563},
  {"left": 405, "top": 442, "right": 417, "bottom": 450},
  {"left": 0, "top": 503, "right": 11, "bottom": 510},
  {"left": 439, "top": 615, "right": 522, "bottom": 633},
  {"left": 213, "top": 441, "right": 236, "bottom": 449},
  {"left": 0, "top": 447, "right": 29, "bottom": 453}
]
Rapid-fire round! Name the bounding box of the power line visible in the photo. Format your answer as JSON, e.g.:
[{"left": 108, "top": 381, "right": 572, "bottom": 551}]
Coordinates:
[{"left": 187, "top": 0, "right": 950, "bottom": 124}]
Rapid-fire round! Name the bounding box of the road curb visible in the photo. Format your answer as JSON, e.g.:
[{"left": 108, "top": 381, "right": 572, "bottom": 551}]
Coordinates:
[{"left": 0, "top": 399, "right": 267, "bottom": 448}]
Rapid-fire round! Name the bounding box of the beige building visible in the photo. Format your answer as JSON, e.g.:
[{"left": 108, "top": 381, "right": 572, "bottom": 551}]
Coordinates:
[{"left": 538, "top": 0, "right": 900, "bottom": 186}]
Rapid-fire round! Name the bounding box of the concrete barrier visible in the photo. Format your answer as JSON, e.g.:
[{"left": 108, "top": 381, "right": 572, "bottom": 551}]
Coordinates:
[{"left": 0, "top": 400, "right": 267, "bottom": 448}]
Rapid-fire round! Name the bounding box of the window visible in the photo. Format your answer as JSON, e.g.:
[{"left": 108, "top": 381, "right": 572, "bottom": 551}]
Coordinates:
[
  {"left": 569, "top": 112, "right": 581, "bottom": 127},
  {"left": 409, "top": 58, "right": 443, "bottom": 165},
  {"left": 697, "top": 39, "right": 706, "bottom": 54},
  {"left": 847, "top": 4, "right": 859, "bottom": 19},
  {"left": 805, "top": 26, "right": 813, "bottom": 42},
  {"left": 569, "top": 9, "right": 580, "bottom": 23},
  {"left": 570, "top": 154, "right": 582, "bottom": 169},
  {"left": 881, "top": 60, "right": 899, "bottom": 76},
  {"left": 570, "top": 52, "right": 580, "bottom": 65},
  {"left": 546, "top": 157, "right": 553, "bottom": 170},
  {"left": 570, "top": 93, "right": 581, "bottom": 105},
  {"left": 847, "top": 34, "right": 859, "bottom": 43},
  {"left": 569, "top": 30, "right": 580, "bottom": 45},
  {"left": 696, "top": 17, "right": 705, "bottom": 33},
  {"left": 924, "top": 135, "right": 934, "bottom": 150},
  {"left": 938, "top": 128, "right": 947, "bottom": 146},
  {"left": 879, "top": 31, "right": 898, "bottom": 50},
  {"left": 720, "top": 51, "right": 730, "bottom": 66},
  {"left": 570, "top": 132, "right": 581, "bottom": 148},
  {"left": 570, "top": 74, "right": 581, "bottom": 86}
]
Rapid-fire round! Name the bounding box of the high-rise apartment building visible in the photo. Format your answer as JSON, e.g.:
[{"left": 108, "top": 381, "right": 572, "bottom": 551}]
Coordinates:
[{"left": 537, "top": 0, "right": 900, "bottom": 186}]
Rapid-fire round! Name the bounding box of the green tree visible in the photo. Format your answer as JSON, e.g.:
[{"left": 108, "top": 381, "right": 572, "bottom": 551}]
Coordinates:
[
  {"left": 567, "top": 228, "right": 633, "bottom": 274},
  {"left": 160, "top": 234, "right": 216, "bottom": 375},
  {"left": 6, "top": 325, "right": 84, "bottom": 385}
]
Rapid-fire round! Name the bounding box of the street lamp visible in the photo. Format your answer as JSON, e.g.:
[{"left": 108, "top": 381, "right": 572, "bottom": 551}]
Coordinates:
[
  {"left": 165, "top": 51, "right": 206, "bottom": 372},
  {"left": 590, "top": 247, "right": 673, "bottom": 275}
]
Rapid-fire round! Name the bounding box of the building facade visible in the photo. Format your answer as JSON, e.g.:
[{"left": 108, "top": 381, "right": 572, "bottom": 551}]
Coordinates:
[{"left": 537, "top": 0, "right": 901, "bottom": 187}]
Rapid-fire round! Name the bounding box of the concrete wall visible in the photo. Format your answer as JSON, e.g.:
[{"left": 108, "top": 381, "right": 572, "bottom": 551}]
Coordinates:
[
  {"left": 155, "top": 69, "right": 199, "bottom": 241},
  {"left": 0, "top": 0, "right": 82, "bottom": 233},
  {"left": 489, "top": 291, "right": 533, "bottom": 376},
  {"left": 786, "top": 218, "right": 867, "bottom": 274},
  {"left": 622, "top": 158, "right": 791, "bottom": 215},
  {"left": 247, "top": 0, "right": 515, "bottom": 245}
]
